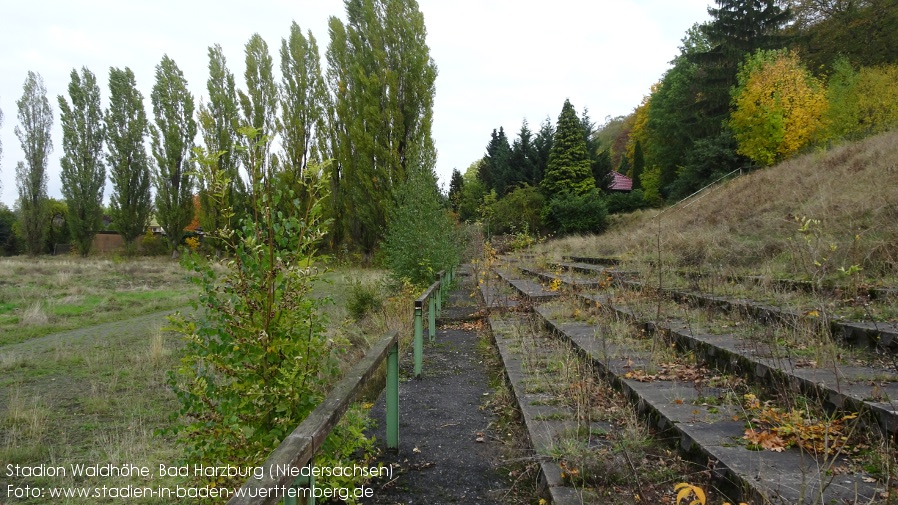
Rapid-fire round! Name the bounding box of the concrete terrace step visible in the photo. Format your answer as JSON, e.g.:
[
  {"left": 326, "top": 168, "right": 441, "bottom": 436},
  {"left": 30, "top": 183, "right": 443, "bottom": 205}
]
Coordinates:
[
  {"left": 528, "top": 262, "right": 898, "bottom": 355},
  {"left": 579, "top": 292, "right": 898, "bottom": 441},
  {"left": 488, "top": 314, "right": 593, "bottom": 505},
  {"left": 517, "top": 266, "right": 606, "bottom": 290},
  {"left": 651, "top": 284, "right": 898, "bottom": 354},
  {"left": 550, "top": 260, "right": 639, "bottom": 280},
  {"left": 533, "top": 305, "right": 881, "bottom": 504},
  {"left": 493, "top": 268, "right": 559, "bottom": 303},
  {"left": 563, "top": 255, "right": 621, "bottom": 267}
]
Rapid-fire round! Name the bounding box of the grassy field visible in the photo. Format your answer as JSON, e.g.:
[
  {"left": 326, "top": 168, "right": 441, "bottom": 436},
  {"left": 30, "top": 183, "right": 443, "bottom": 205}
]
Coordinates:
[
  {"left": 0, "top": 256, "right": 197, "bottom": 346},
  {"left": 0, "top": 255, "right": 404, "bottom": 504}
]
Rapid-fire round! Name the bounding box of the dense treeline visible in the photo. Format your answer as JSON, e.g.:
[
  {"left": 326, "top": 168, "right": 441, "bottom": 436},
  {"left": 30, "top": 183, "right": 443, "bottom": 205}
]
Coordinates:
[
  {"left": 453, "top": 0, "right": 898, "bottom": 238},
  {"left": 1, "top": 0, "right": 441, "bottom": 261}
]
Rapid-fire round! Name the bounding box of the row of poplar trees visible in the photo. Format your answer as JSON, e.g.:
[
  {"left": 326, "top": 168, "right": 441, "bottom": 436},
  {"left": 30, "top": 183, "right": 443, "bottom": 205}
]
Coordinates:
[{"left": 3, "top": 0, "right": 436, "bottom": 257}]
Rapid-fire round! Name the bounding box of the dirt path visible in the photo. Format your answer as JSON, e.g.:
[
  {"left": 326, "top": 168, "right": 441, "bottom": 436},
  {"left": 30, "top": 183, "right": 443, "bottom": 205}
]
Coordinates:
[
  {"left": 362, "top": 266, "right": 508, "bottom": 505},
  {"left": 0, "top": 307, "right": 191, "bottom": 357}
]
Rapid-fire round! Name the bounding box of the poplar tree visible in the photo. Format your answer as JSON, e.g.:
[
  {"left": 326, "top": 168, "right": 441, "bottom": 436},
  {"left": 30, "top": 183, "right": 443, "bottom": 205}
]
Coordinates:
[
  {"left": 58, "top": 67, "right": 105, "bottom": 256},
  {"left": 150, "top": 55, "right": 196, "bottom": 254},
  {"left": 197, "top": 45, "right": 244, "bottom": 243},
  {"left": 541, "top": 99, "right": 595, "bottom": 198},
  {"left": 239, "top": 33, "right": 278, "bottom": 201},
  {"left": 106, "top": 67, "right": 152, "bottom": 250},
  {"left": 279, "top": 22, "right": 326, "bottom": 185},
  {"left": 15, "top": 71, "right": 53, "bottom": 255},
  {"left": 325, "top": 0, "right": 437, "bottom": 252}
]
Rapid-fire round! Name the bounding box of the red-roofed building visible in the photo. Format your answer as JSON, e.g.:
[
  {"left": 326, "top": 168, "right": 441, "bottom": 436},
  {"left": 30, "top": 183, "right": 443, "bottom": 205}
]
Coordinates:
[{"left": 608, "top": 171, "right": 633, "bottom": 192}]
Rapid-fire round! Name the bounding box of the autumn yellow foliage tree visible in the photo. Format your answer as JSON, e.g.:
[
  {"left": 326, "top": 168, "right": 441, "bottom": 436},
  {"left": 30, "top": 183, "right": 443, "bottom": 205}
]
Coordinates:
[
  {"left": 729, "top": 50, "right": 828, "bottom": 166},
  {"left": 626, "top": 83, "right": 657, "bottom": 163},
  {"left": 826, "top": 59, "right": 898, "bottom": 141}
]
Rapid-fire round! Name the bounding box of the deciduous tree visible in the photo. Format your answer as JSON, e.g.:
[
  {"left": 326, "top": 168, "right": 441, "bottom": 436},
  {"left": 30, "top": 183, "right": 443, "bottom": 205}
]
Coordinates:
[
  {"left": 825, "top": 59, "right": 898, "bottom": 140},
  {"left": 0, "top": 104, "right": 4, "bottom": 193},
  {"left": 729, "top": 49, "right": 827, "bottom": 165},
  {"left": 384, "top": 166, "right": 459, "bottom": 286},
  {"left": 324, "top": 0, "right": 437, "bottom": 253},
  {"left": 150, "top": 55, "right": 197, "bottom": 254},
  {"left": 106, "top": 67, "right": 152, "bottom": 251},
  {"left": 58, "top": 67, "right": 105, "bottom": 256},
  {"left": 279, "top": 22, "right": 326, "bottom": 185},
  {"left": 197, "top": 45, "right": 244, "bottom": 248},
  {"left": 239, "top": 34, "right": 278, "bottom": 200},
  {"left": 15, "top": 71, "right": 53, "bottom": 255}
]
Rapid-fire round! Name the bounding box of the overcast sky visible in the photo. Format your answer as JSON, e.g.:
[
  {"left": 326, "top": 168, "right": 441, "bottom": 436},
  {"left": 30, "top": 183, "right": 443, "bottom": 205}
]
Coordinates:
[{"left": 0, "top": 0, "right": 712, "bottom": 207}]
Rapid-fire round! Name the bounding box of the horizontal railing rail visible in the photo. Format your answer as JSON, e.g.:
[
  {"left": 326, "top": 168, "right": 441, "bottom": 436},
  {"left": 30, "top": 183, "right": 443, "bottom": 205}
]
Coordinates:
[{"left": 227, "top": 330, "right": 400, "bottom": 505}]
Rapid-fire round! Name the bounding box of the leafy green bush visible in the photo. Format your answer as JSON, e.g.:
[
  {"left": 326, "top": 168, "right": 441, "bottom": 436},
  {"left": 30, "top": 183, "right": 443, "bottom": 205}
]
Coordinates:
[
  {"left": 383, "top": 167, "right": 461, "bottom": 286},
  {"left": 485, "top": 184, "right": 544, "bottom": 235},
  {"left": 542, "top": 189, "right": 608, "bottom": 235},
  {"left": 167, "top": 135, "right": 373, "bottom": 496},
  {"left": 603, "top": 189, "right": 651, "bottom": 214}
]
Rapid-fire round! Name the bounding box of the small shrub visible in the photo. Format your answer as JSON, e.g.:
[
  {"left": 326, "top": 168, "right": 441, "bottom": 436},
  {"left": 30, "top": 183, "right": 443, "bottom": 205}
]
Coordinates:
[
  {"left": 139, "top": 230, "right": 168, "bottom": 256},
  {"left": 603, "top": 189, "right": 650, "bottom": 214},
  {"left": 346, "top": 279, "right": 383, "bottom": 320},
  {"left": 542, "top": 190, "right": 608, "bottom": 236}
]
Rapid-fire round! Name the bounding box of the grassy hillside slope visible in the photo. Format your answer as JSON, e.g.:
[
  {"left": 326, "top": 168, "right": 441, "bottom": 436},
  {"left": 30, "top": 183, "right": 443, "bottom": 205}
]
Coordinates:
[{"left": 539, "top": 130, "right": 898, "bottom": 284}]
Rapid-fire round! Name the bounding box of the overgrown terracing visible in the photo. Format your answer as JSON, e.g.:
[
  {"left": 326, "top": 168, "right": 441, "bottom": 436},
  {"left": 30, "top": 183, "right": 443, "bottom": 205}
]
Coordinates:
[
  {"left": 487, "top": 254, "right": 894, "bottom": 503},
  {"left": 481, "top": 132, "right": 898, "bottom": 504}
]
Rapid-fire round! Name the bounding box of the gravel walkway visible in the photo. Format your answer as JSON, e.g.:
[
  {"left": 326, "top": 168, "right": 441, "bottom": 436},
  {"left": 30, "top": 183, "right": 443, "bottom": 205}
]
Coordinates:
[{"left": 362, "top": 267, "right": 507, "bottom": 505}]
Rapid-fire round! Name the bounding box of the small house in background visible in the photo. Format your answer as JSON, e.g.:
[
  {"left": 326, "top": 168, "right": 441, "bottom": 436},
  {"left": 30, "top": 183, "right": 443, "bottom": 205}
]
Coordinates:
[
  {"left": 147, "top": 217, "right": 165, "bottom": 235},
  {"left": 608, "top": 171, "right": 633, "bottom": 192}
]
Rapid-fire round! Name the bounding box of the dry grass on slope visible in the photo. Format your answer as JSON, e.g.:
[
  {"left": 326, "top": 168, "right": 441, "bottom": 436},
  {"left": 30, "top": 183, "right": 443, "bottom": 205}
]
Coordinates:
[{"left": 537, "top": 129, "right": 898, "bottom": 281}]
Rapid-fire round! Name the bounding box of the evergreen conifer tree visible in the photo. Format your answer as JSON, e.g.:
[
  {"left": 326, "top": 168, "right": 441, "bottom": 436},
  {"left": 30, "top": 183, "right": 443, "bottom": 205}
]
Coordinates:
[
  {"left": 448, "top": 168, "right": 464, "bottom": 213},
  {"left": 541, "top": 99, "right": 595, "bottom": 198},
  {"left": 692, "top": 0, "right": 792, "bottom": 131},
  {"left": 532, "top": 117, "right": 554, "bottom": 187},
  {"left": 509, "top": 119, "right": 537, "bottom": 188}
]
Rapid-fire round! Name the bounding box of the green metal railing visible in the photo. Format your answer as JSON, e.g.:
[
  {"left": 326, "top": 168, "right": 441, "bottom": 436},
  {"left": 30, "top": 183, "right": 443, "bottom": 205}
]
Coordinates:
[
  {"left": 412, "top": 267, "right": 456, "bottom": 377},
  {"left": 226, "top": 331, "right": 399, "bottom": 505}
]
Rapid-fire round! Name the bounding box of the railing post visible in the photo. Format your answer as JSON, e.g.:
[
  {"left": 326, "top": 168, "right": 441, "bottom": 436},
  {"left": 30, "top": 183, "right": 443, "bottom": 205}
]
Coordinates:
[
  {"left": 386, "top": 340, "right": 399, "bottom": 449},
  {"left": 436, "top": 278, "right": 443, "bottom": 315},
  {"left": 283, "top": 460, "right": 315, "bottom": 505},
  {"left": 414, "top": 302, "right": 423, "bottom": 378},
  {"left": 428, "top": 295, "right": 436, "bottom": 343}
]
